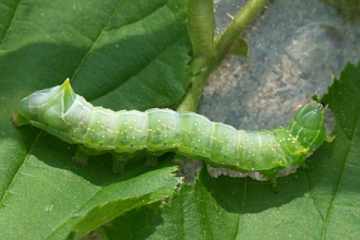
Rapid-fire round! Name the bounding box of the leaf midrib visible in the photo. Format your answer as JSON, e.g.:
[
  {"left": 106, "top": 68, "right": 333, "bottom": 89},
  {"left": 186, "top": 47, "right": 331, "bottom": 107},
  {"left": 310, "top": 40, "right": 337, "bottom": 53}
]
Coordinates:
[
  {"left": 320, "top": 113, "right": 360, "bottom": 239},
  {"left": 0, "top": 0, "right": 21, "bottom": 45},
  {"left": 70, "top": 1, "right": 169, "bottom": 90},
  {"left": 45, "top": 181, "right": 175, "bottom": 239},
  {"left": 0, "top": 132, "right": 42, "bottom": 206}
]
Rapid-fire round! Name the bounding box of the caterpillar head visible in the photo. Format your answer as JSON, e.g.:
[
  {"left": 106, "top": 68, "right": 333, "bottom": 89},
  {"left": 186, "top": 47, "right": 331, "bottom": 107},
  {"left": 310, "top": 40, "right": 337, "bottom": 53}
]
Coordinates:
[
  {"left": 13, "top": 79, "right": 76, "bottom": 130},
  {"left": 288, "top": 101, "right": 326, "bottom": 154}
]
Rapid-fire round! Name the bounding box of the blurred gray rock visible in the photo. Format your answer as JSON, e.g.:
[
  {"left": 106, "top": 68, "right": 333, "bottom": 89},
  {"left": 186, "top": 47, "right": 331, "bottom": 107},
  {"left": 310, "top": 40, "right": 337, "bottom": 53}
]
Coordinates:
[{"left": 200, "top": 0, "right": 360, "bottom": 130}]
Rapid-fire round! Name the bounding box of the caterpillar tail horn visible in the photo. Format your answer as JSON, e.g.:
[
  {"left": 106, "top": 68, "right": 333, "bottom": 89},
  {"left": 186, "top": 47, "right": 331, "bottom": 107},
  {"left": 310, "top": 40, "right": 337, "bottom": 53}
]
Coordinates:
[
  {"left": 13, "top": 78, "right": 76, "bottom": 128},
  {"left": 61, "top": 78, "right": 76, "bottom": 110}
]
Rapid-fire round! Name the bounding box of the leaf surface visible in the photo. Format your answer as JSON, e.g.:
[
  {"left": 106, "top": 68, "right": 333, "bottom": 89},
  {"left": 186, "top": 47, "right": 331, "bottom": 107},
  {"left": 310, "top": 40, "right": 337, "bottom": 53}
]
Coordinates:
[{"left": 0, "top": 0, "right": 190, "bottom": 239}]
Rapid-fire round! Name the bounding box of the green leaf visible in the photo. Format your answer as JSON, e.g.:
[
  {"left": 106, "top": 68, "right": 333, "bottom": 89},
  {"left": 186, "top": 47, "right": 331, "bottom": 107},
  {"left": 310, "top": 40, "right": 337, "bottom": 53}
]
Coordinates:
[
  {"left": 319, "top": 62, "right": 360, "bottom": 239},
  {"left": 0, "top": 0, "right": 190, "bottom": 239},
  {"left": 102, "top": 62, "right": 360, "bottom": 240}
]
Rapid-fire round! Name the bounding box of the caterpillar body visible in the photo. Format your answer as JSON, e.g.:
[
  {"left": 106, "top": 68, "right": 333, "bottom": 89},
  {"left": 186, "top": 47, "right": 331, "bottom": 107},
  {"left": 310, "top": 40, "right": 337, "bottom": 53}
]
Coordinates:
[{"left": 14, "top": 80, "right": 326, "bottom": 181}]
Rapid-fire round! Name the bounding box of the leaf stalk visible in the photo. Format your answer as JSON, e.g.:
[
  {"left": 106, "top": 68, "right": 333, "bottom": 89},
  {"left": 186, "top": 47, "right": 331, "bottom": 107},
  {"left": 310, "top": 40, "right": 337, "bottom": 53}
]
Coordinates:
[{"left": 178, "top": 0, "right": 268, "bottom": 112}]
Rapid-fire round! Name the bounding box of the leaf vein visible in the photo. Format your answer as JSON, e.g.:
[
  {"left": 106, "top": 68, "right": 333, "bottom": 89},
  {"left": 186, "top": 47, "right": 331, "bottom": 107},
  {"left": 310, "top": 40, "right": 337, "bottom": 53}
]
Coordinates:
[
  {"left": 45, "top": 178, "right": 174, "bottom": 239},
  {"left": 70, "top": 1, "right": 169, "bottom": 86},
  {"left": 0, "top": 0, "right": 21, "bottom": 45},
  {"left": 89, "top": 38, "right": 184, "bottom": 102},
  {"left": 232, "top": 179, "right": 247, "bottom": 240},
  {"left": 320, "top": 114, "right": 360, "bottom": 239},
  {"left": 0, "top": 132, "right": 42, "bottom": 207},
  {"left": 305, "top": 171, "right": 325, "bottom": 221}
]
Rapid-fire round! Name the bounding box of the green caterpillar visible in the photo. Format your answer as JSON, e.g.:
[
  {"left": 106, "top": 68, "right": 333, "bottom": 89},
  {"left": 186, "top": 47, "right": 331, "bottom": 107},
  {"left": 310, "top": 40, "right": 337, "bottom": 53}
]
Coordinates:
[{"left": 13, "top": 80, "right": 327, "bottom": 181}]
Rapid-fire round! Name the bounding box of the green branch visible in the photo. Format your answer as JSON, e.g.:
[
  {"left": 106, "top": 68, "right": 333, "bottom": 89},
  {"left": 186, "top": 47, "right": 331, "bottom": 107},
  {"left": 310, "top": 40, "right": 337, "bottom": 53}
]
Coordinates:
[
  {"left": 188, "top": 0, "right": 215, "bottom": 59},
  {"left": 178, "top": 0, "right": 268, "bottom": 112},
  {"left": 214, "top": 0, "right": 267, "bottom": 64}
]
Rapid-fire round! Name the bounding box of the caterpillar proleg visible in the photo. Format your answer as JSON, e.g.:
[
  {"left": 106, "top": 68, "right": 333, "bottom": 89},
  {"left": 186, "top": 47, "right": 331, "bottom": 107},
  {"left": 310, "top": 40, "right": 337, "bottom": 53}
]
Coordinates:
[{"left": 13, "top": 80, "right": 327, "bottom": 181}]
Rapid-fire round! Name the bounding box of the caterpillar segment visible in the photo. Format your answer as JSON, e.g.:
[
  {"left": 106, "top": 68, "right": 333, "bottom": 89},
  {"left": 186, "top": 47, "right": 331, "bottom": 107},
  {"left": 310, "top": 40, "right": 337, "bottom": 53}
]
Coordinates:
[{"left": 14, "top": 80, "right": 326, "bottom": 181}]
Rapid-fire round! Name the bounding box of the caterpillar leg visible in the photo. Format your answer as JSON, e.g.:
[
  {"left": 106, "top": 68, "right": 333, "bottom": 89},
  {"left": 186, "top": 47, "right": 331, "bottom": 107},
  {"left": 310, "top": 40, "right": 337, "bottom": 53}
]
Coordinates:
[
  {"left": 145, "top": 155, "right": 159, "bottom": 167},
  {"left": 73, "top": 147, "right": 89, "bottom": 167},
  {"left": 112, "top": 154, "right": 136, "bottom": 174},
  {"left": 11, "top": 112, "right": 29, "bottom": 127},
  {"left": 326, "top": 135, "right": 336, "bottom": 143},
  {"left": 271, "top": 178, "right": 279, "bottom": 193},
  {"left": 73, "top": 145, "right": 104, "bottom": 167},
  {"left": 144, "top": 151, "right": 169, "bottom": 167}
]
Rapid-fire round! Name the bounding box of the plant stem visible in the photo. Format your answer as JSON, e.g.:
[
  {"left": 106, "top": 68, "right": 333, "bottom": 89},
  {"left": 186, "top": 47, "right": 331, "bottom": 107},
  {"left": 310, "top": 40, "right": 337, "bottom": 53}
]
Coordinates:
[
  {"left": 215, "top": 0, "right": 267, "bottom": 64},
  {"left": 177, "top": 62, "right": 210, "bottom": 112},
  {"left": 188, "top": 0, "right": 215, "bottom": 59},
  {"left": 177, "top": 0, "right": 268, "bottom": 112}
]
